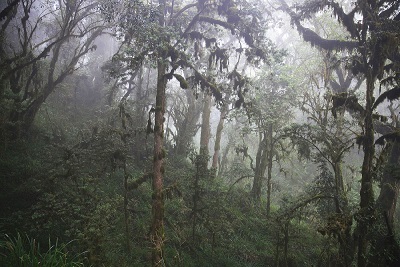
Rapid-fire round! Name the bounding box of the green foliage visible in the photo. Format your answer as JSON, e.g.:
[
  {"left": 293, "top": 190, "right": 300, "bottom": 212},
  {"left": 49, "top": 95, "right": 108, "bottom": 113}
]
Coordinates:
[{"left": 0, "top": 233, "right": 86, "bottom": 267}]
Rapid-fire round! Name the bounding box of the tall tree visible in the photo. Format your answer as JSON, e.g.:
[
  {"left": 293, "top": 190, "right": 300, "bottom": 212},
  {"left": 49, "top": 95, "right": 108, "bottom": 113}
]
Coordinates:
[
  {"left": 280, "top": 0, "right": 400, "bottom": 265},
  {"left": 237, "top": 63, "right": 294, "bottom": 208},
  {"left": 0, "top": 0, "right": 108, "bottom": 140},
  {"left": 103, "top": 0, "right": 278, "bottom": 264},
  {"left": 168, "top": 89, "right": 202, "bottom": 157}
]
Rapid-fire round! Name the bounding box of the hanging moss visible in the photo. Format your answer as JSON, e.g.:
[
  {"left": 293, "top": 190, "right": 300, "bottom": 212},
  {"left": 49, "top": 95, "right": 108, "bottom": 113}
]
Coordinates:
[
  {"left": 167, "top": 47, "right": 180, "bottom": 62},
  {"left": 164, "top": 72, "right": 173, "bottom": 80},
  {"left": 208, "top": 48, "right": 229, "bottom": 72},
  {"left": 356, "top": 135, "right": 364, "bottom": 149},
  {"left": 298, "top": 25, "right": 358, "bottom": 51},
  {"left": 173, "top": 74, "right": 189, "bottom": 89},
  {"left": 192, "top": 71, "right": 223, "bottom": 101},
  {"left": 198, "top": 16, "right": 235, "bottom": 33},
  {"left": 188, "top": 31, "right": 203, "bottom": 40},
  {"left": 351, "top": 58, "right": 365, "bottom": 76},
  {"left": 331, "top": 92, "right": 364, "bottom": 118},
  {"left": 375, "top": 132, "right": 400, "bottom": 146},
  {"left": 0, "top": 0, "right": 19, "bottom": 21},
  {"left": 204, "top": 37, "right": 216, "bottom": 48}
]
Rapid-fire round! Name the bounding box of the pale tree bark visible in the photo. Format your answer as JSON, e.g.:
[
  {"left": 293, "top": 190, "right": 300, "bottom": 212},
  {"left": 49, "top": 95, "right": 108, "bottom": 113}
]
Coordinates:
[
  {"left": 174, "top": 90, "right": 201, "bottom": 156},
  {"left": 200, "top": 93, "right": 212, "bottom": 156},
  {"left": 251, "top": 132, "right": 268, "bottom": 201},
  {"left": 219, "top": 137, "right": 232, "bottom": 176},
  {"left": 192, "top": 93, "right": 212, "bottom": 242},
  {"left": 211, "top": 102, "right": 228, "bottom": 171}
]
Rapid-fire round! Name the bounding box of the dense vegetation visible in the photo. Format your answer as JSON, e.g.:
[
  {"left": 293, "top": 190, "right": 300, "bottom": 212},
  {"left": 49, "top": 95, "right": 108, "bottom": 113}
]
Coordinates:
[{"left": 1, "top": 0, "right": 399, "bottom": 266}]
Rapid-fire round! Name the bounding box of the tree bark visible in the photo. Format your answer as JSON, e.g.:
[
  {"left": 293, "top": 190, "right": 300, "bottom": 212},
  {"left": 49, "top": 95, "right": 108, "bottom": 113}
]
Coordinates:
[
  {"left": 150, "top": 57, "right": 167, "bottom": 267},
  {"left": 199, "top": 93, "right": 212, "bottom": 156},
  {"left": 266, "top": 124, "right": 273, "bottom": 215},
  {"left": 369, "top": 140, "right": 400, "bottom": 266},
  {"left": 211, "top": 102, "right": 228, "bottom": 171},
  {"left": 219, "top": 137, "right": 232, "bottom": 177},
  {"left": 174, "top": 90, "right": 201, "bottom": 156},
  {"left": 357, "top": 75, "right": 375, "bottom": 267},
  {"left": 252, "top": 133, "right": 268, "bottom": 202}
]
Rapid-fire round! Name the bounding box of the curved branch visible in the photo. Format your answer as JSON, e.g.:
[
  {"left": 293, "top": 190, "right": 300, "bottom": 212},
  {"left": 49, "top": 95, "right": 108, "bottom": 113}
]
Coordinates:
[
  {"left": 197, "top": 16, "right": 235, "bottom": 32},
  {"left": 279, "top": 0, "right": 358, "bottom": 51},
  {"left": 171, "top": 3, "right": 197, "bottom": 21},
  {"left": 227, "top": 175, "right": 254, "bottom": 194}
]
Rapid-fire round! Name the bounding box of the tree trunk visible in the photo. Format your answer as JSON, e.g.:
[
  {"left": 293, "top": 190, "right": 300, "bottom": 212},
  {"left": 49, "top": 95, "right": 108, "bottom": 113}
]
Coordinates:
[
  {"left": 211, "top": 103, "right": 228, "bottom": 172},
  {"left": 266, "top": 124, "right": 273, "bottom": 216},
  {"left": 332, "top": 160, "right": 354, "bottom": 266},
  {"left": 123, "top": 159, "right": 131, "bottom": 253},
  {"left": 357, "top": 75, "right": 375, "bottom": 267},
  {"left": 150, "top": 58, "right": 167, "bottom": 267},
  {"left": 283, "top": 221, "right": 289, "bottom": 267},
  {"left": 174, "top": 90, "right": 201, "bottom": 156},
  {"left": 219, "top": 138, "right": 232, "bottom": 177},
  {"left": 252, "top": 133, "right": 268, "bottom": 202},
  {"left": 191, "top": 93, "right": 212, "bottom": 241},
  {"left": 200, "top": 93, "right": 212, "bottom": 156},
  {"left": 8, "top": 92, "right": 48, "bottom": 138},
  {"left": 369, "top": 140, "right": 400, "bottom": 266}
]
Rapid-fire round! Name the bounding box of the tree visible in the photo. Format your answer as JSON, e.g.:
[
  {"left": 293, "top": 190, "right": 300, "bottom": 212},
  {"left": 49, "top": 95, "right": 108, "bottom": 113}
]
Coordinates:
[
  {"left": 289, "top": 90, "right": 357, "bottom": 265},
  {"left": 0, "top": 0, "right": 108, "bottom": 140},
  {"left": 235, "top": 63, "right": 294, "bottom": 210},
  {"left": 280, "top": 0, "right": 400, "bottom": 265},
  {"left": 167, "top": 88, "right": 202, "bottom": 157},
  {"left": 103, "top": 0, "right": 277, "bottom": 264}
]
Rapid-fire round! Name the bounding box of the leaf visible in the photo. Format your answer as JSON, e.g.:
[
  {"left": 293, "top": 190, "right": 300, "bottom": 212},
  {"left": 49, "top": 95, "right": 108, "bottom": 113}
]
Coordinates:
[{"left": 372, "top": 87, "right": 400, "bottom": 110}]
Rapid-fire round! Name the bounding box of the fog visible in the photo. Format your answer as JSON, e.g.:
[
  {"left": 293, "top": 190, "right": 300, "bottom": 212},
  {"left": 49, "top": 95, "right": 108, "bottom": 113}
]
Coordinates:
[{"left": 1, "top": 0, "right": 399, "bottom": 266}]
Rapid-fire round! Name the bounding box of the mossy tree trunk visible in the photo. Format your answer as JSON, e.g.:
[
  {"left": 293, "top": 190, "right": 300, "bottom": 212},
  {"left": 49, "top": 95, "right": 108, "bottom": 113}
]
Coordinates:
[
  {"left": 266, "top": 124, "right": 273, "bottom": 215},
  {"left": 174, "top": 90, "right": 201, "bottom": 157},
  {"left": 150, "top": 57, "right": 167, "bottom": 266},
  {"left": 200, "top": 93, "right": 212, "bottom": 156},
  {"left": 251, "top": 132, "right": 268, "bottom": 202},
  {"left": 369, "top": 138, "right": 400, "bottom": 266},
  {"left": 357, "top": 67, "right": 376, "bottom": 267},
  {"left": 212, "top": 91, "right": 231, "bottom": 174}
]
